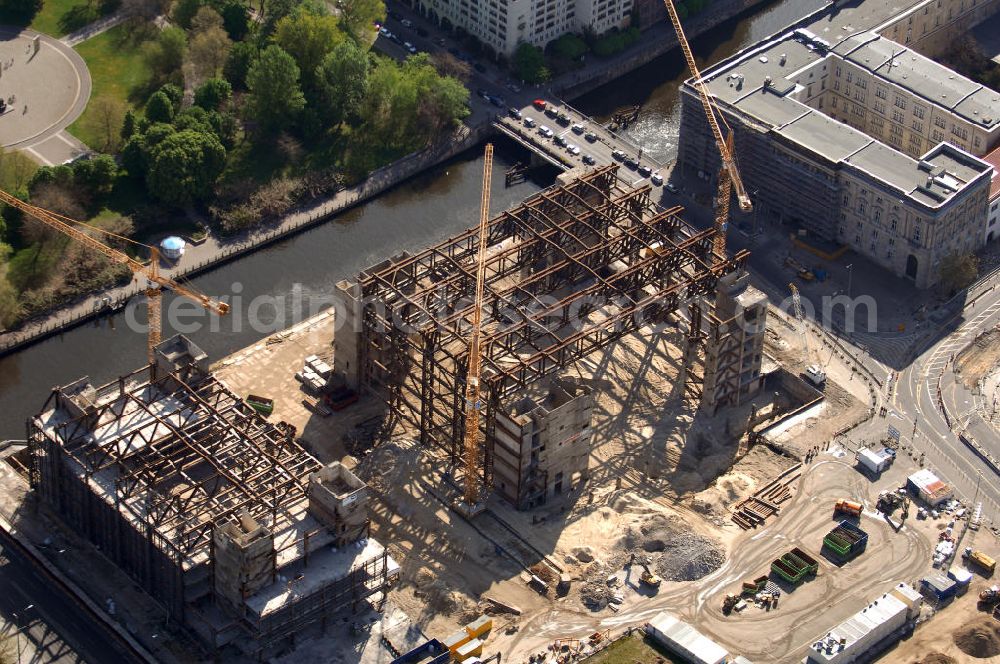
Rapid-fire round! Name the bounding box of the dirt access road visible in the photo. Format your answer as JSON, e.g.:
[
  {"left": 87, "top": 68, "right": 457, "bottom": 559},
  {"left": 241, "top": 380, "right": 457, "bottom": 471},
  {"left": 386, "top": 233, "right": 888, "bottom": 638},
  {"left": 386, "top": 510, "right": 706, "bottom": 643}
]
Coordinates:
[{"left": 496, "top": 456, "right": 933, "bottom": 663}]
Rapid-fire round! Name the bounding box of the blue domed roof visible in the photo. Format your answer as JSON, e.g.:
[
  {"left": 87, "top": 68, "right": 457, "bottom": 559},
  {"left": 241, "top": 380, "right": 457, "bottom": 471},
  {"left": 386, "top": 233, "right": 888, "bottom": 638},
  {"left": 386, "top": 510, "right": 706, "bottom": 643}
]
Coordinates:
[{"left": 161, "top": 236, "right": 185, "bottom": 251}]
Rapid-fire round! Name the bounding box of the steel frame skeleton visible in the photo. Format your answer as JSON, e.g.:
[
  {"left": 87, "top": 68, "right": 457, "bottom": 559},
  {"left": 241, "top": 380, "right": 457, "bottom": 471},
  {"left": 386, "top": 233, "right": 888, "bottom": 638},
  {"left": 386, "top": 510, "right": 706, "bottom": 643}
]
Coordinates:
[
  {"left": 346, "top": 165, "right": 749, "bottom": 483},
  {"left": 29, "top": 366, "right": 322, "bottom": 569}
]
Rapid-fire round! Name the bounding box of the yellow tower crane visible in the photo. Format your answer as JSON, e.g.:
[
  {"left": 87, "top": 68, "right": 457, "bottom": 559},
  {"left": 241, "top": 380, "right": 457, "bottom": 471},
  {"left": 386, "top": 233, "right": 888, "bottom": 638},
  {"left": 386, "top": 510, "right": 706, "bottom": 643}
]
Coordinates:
[
  {"left": 661, "top": 0, "right": 752, "bottom": 259},
  {"left": 0, "top": 190, "right": 230, "bottom": 363},
  {"left": 460, "top": 143, "right": 493, "bottom": 512}
]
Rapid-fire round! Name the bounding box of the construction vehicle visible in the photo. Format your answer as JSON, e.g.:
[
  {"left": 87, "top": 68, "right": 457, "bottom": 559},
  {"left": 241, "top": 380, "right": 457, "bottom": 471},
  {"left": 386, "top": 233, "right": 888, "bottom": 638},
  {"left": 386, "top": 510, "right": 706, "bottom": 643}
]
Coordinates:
[
  {"left": 722, "top": 593, "right": 740, "bottom": 614},
  {"left": 639, "top": 562, "right": 662, "bottom": 588},
  {"left": 0, "top": 190, "right": 229, "bottom": 363},
  {"left": 661, "top": 0, "right": 751, "bottom": 261},
  {"left": 457, "top": 144, "right": 494, "bottom": 514},
  {"left": 785, "top": 256, "right": 815, "bottom": 281},
  {"left": 245, "top": 394, "right": 274, "bottom": 417},
  {"left": 980, "top": 586, "right": 1000, "bottom": 604},
  {"left": 789, "top": 283, "right": 827, "bottom": 387},
  {"left": 965, "top": 548, "right": 997, "bottom": 576},
  {"left": 823, "top": 520, "right": 869, "bottom": 563},
  {"left": 834, "top": 499, "right": 863, "bottom": 518}
]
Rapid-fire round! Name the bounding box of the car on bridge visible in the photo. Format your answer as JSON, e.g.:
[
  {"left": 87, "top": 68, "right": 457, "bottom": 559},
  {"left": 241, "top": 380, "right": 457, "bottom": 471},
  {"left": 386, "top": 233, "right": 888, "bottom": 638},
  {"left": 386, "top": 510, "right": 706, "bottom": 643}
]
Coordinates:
[
  {"left": 556, "top": 113, "right": 571, "bottom": 127},
  {"left": 545, "top": 106, "right": 559, "bottom": 119},
  {"left": 509, "top": 107, "right": 522, "bottom": 120},
  {"left": 533, "top": 99, "right": 547, "bottom": 110},
  {"left": 664, "top": 182, "right": 678, "bottom": 194},
  {"left": 567, "top": 144, "right": 581, "bottom": 156},
  {"left": 584, "top": 131, "right": 598, "bottom": 142},
  {"left": 523, "top": 117, "right": 536, "bottom": 128},
  {"left": 554, "top": 135, "right": 567, "bottom": 147},
  {"left": 583, "top": 154, "right": 596, "bottom": 165},
  {"left": 624, "top": 156, "right": 638, "bottom": 169},
  {"left": 638, "top": 164, "right": 652, "bottom": 177},
  {"left": 651, "top": 173, "right": 663, "bottom": 186},
  {"left": 572, "top": 123, "right": 584, "bottom": 134},
  {"left": 539, "top": 125, "right": 554, "bottom": 138}
]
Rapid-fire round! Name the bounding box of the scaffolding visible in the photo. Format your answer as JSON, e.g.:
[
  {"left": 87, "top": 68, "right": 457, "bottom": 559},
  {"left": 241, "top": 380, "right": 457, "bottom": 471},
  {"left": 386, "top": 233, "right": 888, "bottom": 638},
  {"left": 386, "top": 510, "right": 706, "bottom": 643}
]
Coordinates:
[{"left": 336, "top": 165, "right": 750, "bottom": 485}]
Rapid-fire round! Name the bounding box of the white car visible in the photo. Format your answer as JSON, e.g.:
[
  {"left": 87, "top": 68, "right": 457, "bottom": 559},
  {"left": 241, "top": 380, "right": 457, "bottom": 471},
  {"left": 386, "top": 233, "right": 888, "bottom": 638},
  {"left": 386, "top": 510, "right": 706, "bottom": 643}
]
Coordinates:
[
  {"left": 651, "top": 173, "right": 663, "bottom": 186},
  {"left": 539, "top": 125, "right": 554, "bottom": 138},
  {"left": 404, "top": 41, "right": 417, "bottom": 54},
  {"left": 571, "top": 123, "right": 584, "bottom": 134},
  {"left": 567, "top": 144, "right": 581, "bottom": 156}
]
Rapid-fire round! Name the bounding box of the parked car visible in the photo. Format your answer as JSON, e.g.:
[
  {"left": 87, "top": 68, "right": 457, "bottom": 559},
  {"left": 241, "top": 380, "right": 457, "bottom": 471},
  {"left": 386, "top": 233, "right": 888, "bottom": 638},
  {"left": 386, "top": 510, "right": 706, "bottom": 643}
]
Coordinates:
[
  {"left": 509, "top": 107, "right": 522, "bottom": 120},
  {"left": 476, "top": 88, "right": 490, "bottom": 99},
  {"left": 523, "top": 117, "right": 536, "bottom": 128},
  {"left": 507, "top": 82, "right": 522, "bottom": 93},
  {"left": 638, "top": 164, "right": 652, "bottom": 177},
  {"left": 567, "top": 144, "right": 581, "bottom": 156},
  {"left": 404, "top": 41, "right": 417, "bottom": 54},
  {"left": 379, "top": 27, "right": 392, "bottom": 37},
  {"left": 612, "top": 149, "right": 626, "bottom": 161},
  {"left": 664, "top": 182, "right": 678, "bottom": 194},
  {"left": 400, "top": 18, "right": 414, "bottom": 28},
  {"left": 489, "top": 95, "right": 505, "bottom": 108},
  {"left": 582, "top": 154, "right": 596, "bottom": 165},
  {"left": 571, "top": 123, "right": 584, "bottom": 134},
  {"left": 539, "top": 125, "right": 553, "bottom": 137},
  {"left": 389, "top": 33, "right": 402, "bottom": 44},
  {"left": 651, "top": 173, "right": 663, "bottom": 186},
  {"left": 533, "top": 99, "right": 547, "bottom": 110},
  {"left": 584, "top": 131, "right": 597, "bottom": 143}
]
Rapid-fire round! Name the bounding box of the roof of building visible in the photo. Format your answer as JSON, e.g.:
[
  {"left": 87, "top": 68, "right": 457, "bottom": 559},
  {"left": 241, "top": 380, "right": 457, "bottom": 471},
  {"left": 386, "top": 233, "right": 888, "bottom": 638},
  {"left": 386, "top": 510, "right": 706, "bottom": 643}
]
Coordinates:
[
  {"left": 808, "top": 592, "right": 908, "bottom": 662},
  {"left": 983, "top": 144, "right": 1000, "bottom": 200},
  {"left": 647, "top": 612, "right": 728, "bottom": 664}
]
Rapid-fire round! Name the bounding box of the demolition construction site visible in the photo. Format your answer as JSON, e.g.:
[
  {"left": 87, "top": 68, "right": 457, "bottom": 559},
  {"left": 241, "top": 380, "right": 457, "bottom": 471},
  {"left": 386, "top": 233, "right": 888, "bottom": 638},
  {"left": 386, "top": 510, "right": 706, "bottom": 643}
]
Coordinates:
[{"left": 6, "top": 163, "right": 987, "bottom": 663}]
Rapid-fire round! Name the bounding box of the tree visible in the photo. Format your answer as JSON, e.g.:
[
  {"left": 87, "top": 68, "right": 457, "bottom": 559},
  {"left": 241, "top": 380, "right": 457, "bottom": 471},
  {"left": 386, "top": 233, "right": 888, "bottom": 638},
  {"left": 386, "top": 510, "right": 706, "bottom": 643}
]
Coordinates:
[
  {"left": 147, "top": 130, "right": 226, "bottom": 204},
  {"left": 146, "top": 90, "right": 175, "bottom": 123},
  {"left": 0, "top": 244, "right": 20, "bottom": 329},
  {"left": 171, "top": 0, "right": 201, "bottom": 28},
  {"left": 188, "top": 22, "right": 232, "bottom": 81},
  {"left": 145, "top": 26, "right": 187, "bottom": 81},
  {"left": 430, "top": 51, "right": 470, "bottom": 82},
  {"left": 549, "top": 33, "right": 587, "bottom": 61},
  {"left": 338, "top": 0, "right": 384, "bottom": 42},
  {"left": 220, "top": 0, "right": 249, "bottom": 40},
  {"left": 24, "top": 183, "right": 85, "bottom": 246},
  {"left": 89, "top": 96, "right": 128, "bottom": 153},
  {"left": 73, "top": 155, "right": 119, "bottom": 197},
  {"left": 121, "top": 110, "right": 138, "bottom": 142},
  {"left": 194, "top": 77, "right": 232, "bottom": 110},
  {"left": 513, "top": 43, "right": 548, "bottom": 84},
  {"left": 190, "top": 4, "right": 222, "bottom": 31},
  {"left": 274, "top": 10, "right": 343, "bottom": 89},
  {"left": 939, "top": 252, "right": 979, "bottom": 294},
  {"left": 224, "top": 40, "right": 257, "bottom": 89},
  {"left": 246, "top": 45, "right": 306, "bottom": 133},
  {"left": 315, "top": 40, "right": 369, "bottom": 126},
  {"left": 0, "top": 0, "right": 42, "bottom": 24}
]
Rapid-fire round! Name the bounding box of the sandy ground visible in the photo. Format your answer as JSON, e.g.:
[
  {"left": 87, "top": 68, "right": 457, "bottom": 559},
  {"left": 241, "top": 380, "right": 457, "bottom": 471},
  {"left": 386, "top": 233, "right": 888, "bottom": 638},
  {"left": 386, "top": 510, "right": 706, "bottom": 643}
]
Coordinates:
[{"left": 956, "top": 326, "right": 1000, "bottom": 391}]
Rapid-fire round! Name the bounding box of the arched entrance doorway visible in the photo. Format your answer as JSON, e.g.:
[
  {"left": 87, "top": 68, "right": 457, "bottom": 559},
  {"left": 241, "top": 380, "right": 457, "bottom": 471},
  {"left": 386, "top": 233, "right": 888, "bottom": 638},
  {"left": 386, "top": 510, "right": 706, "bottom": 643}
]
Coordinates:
[{"left": 905, "top": 254, "right": 918, "bottom": 280}]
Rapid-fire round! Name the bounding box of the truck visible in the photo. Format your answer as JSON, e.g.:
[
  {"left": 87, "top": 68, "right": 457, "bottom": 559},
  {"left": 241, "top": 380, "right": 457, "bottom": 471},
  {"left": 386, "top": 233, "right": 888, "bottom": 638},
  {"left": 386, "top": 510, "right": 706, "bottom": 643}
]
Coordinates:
[
  {"left": 834, "top": 499, "right": 863, "bottom": 518},
  {"left": 823, "top": 520, "right": 869, "bottom": 563},
  {"left": 964, "top": 548, "right": 997, "bottom": 576},
  {"left": 804, "top": 364, "right": 827, "bottom": 387},
  {"left": 770, "top": 547, "right": 819, "bottom": 584},
  {"left": 856, "top": 447, "right": 896, "bottom": 477}
]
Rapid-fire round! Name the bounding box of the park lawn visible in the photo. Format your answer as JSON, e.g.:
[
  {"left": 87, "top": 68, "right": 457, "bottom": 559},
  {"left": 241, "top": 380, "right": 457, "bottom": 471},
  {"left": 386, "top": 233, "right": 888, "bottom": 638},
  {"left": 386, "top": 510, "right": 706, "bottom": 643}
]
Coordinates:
[
  {"left": 30, "top": 0, "right": 109, "bottom": 38},
  {"left": 68, "top": 24, "right": 154, "bottom": 150},
  {"left": 582, "top": 633, "right": 683, "bottom": 664}
]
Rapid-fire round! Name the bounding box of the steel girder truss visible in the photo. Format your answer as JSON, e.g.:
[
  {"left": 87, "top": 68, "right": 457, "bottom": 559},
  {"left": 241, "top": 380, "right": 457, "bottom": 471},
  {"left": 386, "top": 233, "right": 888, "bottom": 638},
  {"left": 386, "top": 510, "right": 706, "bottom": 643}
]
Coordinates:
[
  {"left": 30, "top": 366, "right": 321, "bottom": 565},
  {"left": 349, "top": 165, "right": 749, "bottom": 478}
]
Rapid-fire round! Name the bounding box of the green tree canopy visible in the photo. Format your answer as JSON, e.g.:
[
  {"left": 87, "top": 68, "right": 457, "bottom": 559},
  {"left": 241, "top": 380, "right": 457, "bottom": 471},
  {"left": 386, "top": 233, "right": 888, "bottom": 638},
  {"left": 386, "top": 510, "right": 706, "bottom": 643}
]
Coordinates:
[
  {"left": 224, "top": 40, "right": 257, "bottom": 90},
  {"left": 220, "top": 0, "right": 249, "bottom": 40},
  {"left": 145, "top": 90, "right": 175, "bottom": 123},
  {"left": 274, "top": 10, "right": 344, "bottom": 89},
  {"left": 549, "top": 34, "right": 588, "bottom": 61},
  {"left": 246, "top": 45, "right": 306, "bottom": 133},
  {"left": 147, "top": 130, "right": 226, "bottom": 204},
  {"left": 338, "top": 0, "right": 385, "bottom": 42},
  {"left": 194, "top": 78, "right": 233, "bottom": 110},
  {"left": 513, "top": 43, "right": 548, "bottom": 84},
  {"left": 145, "top": 26, "right": 187, "bottom": 81},
  {"left": 171, "top": 0, "right": 201, "bottom": 28},
  {"left": 939, "top": 252, "right": 979, "bottom": 294},
  {"left": 0, "top": 0, "right": 41, "bottom": 24},
  {"left": 315, "top": 40, "right": 369, "bottom": 125}
]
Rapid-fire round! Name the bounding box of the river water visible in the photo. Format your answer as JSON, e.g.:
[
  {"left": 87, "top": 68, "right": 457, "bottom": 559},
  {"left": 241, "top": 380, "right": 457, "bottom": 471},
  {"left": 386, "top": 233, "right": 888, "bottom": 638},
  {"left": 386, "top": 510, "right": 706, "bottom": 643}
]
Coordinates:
[{"left": 0, "top": 0, "right": 826, "bottom": 439}]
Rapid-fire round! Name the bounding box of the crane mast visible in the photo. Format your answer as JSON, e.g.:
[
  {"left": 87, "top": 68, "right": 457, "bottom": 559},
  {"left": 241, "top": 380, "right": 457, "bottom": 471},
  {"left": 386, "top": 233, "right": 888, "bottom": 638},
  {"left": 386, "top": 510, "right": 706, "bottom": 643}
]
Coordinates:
[
  {"left": 461, "top": 143, "right": 493, "bottom": 510},
  {"left": 661, "top": 0, "right": 751, "bottom": 258},
  {"left": 0, "top": 190, "right": 229, "bottom": 363}
]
